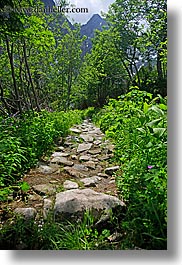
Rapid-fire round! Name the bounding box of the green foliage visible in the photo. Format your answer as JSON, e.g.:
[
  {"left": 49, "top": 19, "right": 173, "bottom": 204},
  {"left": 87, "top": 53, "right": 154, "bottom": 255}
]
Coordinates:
[
  {"left": 98, "top": 89, "right": 167, "bottom": 249},
  {"left": 0, "top": 211, "right": 112, "bottom": 250},
  {"left": 0, "top": 109, "right": 83, "bottom": 195},
  {"left": 106, "top": 0, "right": 167, "bottom": 96},
  {"left": 74, "top": 29, "right": 128, "bottom": 108}
]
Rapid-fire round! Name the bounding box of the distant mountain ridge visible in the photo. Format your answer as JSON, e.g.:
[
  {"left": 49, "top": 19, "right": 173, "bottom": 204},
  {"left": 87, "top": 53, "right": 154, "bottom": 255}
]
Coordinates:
[
  {"left": 41, "top": 0, "right": 55, "bottom": 7},
  {"left": 80, "top": 14, "right": 108, "bottom": 55},
  {"left": 81, "top": 14, "right": 107, "bottom": 37},
  {"left": 41, "top": 1, "right": 107, "bottom": 55}
]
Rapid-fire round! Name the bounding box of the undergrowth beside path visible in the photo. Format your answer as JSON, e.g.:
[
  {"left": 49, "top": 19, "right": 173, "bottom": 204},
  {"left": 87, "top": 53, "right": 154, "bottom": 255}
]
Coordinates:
[
  {"left": 95, "top": 89, "right": 167, "bottom": 249},
  {"left": 0, "top": 110, "right": 84, "bottom": 200}
]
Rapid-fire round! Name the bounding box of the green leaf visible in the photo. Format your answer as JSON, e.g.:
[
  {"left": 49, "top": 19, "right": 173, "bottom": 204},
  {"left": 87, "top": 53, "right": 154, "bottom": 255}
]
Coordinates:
[
  {"left": 149, "top": 106, "right": 164, "bottom": 117},
  {"left": 146, "top": 141, "right": 153, "bottom": 148},
  {"left": 153, "top": 128, "right": 166, "bottom": 138},
  {"left": 19, "top": 182, "right": 30, "bottom": 192},
  {"left": 147, "top": 118, "right": 163, "bottom": 127},
  {"left": 143, "top": 102, "right": 150, "bottom": 114},
  {"left": 137, "top": 128, "right": 146, "bottom": 134},
  {"left": 159, "top": 104, "right": 167, "bottom": 111}
]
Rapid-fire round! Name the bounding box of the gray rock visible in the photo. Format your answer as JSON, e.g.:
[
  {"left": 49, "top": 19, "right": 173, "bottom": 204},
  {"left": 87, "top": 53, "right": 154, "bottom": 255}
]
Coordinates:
[
  {"left": 93, "top": 140, "right": 102, "bottom": 145},
  {"left": 109, "top": 180, "right": 115, "bottom": 184},
  {"left": 54, "top": 189, "right": 125, "bottom": 222},
  {"left": 56, "top": 146, "right": 65, "bottom": 151},
  {"left": 64, "top": 166, "right": 86, "bottom": 178},
  {"left": 43, "top": 198, "right": 53, "bottom": 219},
  {"left": 84, "top": 161, "right": 96, "bottom": 169},
  {"left": 81, "top": 128, "right": 89, "bottom": 132},
  {"left": 80, "top": 134, "right": 94, "bottom": 142},
  {"left": 51, "top": 157, "right": 74, "bottom": 166},
  {"left": 38, "top": 164, "right": 59, "bottom": 174},
  {"left": 79, "top": 155, "right": 91, "bottom": 162},
  {"left": 88, "top": 149, "right": 102, "bottom": 155},
  {"left": 63, "top": 180, "right": 79, "bottom": 190},
  {"left": 105, "top": 166, "right": 120, "bottom": 176},
  {"left": 32, "top": 184, "right": 57, "bottom": 195},
  {"left": 49, "top": 180, "right": 59, "bottom": 184},
  {"left": 81, "top": 176, "right": 101, "bottom": 187},
  {"left": 73, "top": 164, "right": 89, "bottom": 172},
  {"left": 70, "top": 128, "right": 81, "bottom": 134},
  {"left": 98, "top": 173, "right": 109, "bottom": 178},
  {"left": 77, "top": 143, "right": 92, "bottom": 153},
  {"left": 88, "top": 128, "right": 103, "bottom": 135},
  {"left": 14, "top": 208, "right": 37, "bottom": 220},
  {"left": 64, "top": 141, "right": 75, "bottom": 147},
  {"left": 51, "top": 152, "right": 70, "bottom": 157}
]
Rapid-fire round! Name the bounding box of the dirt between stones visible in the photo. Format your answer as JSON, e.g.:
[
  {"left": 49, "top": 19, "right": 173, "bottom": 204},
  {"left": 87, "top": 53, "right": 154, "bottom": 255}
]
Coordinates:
[{"left": 0, "top": 119, "right": 122, "bottom": 220}]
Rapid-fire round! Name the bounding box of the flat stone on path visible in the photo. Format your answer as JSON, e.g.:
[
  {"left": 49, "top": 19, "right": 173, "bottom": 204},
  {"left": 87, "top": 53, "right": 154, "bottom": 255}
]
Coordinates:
[
  {"left": 84, "top": 161, "right": 96, "bottom": 169},
  {"left": 88, "top": 129, "right": 104, "bottom": 135},
  {"left": 63, "top": 180, "right": 79, "bottom": 190},
  {"left": 73, "top": 164, "right": 89, "bottom": 172},
  {"left": 105, "top": 166, "right": 120, "bottom": 176},
  {"left": 88, "top": 149, "right": 102, "bottom": 155},
  {"left": 54, "top": 189, "right": 125, "bottom": 222},
  {"left": 80, "top": 134, "right": 94, "bottom": 142},
  {"left": 93, "top": 140, "right": 102, "bottom": 145},
  {"left": 51, "top": 157, "right": 74, "bottom": 166},
  {"left": 32, "top": 184, "right": 58, "bottom": 195},
  {"left": 81, "top": 176, "right": 101, "bottom": 187},
  {"left": 98, "top": 173, "right": 109, "bottom": 179},
  {"left": 56, "top": 146, "right": 65, "bottom": 151},
  {"left": 70, "top": 128, "right": 81, "bottom": 134},
  {"left": 64, "top": 166, "right": 86, "bottom": 178},
  {"left": 77, "top": 143, "right": 92, "bottom": 153},
  {"left": 38, "top": 164, "right": 59, "bottom": 174},
  {"left": 79, "top": 155, "right": 91, "bottom": 162},
  {"left": 51, "top": 152, "right": 70, "bottom": 157}
]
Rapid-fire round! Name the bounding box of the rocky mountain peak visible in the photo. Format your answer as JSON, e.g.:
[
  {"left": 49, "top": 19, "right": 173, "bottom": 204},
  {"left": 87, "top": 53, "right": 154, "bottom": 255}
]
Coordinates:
[
  {"left": 80, "top": 14, "right": 107, "bottom": 55},
  {"left": 41, "top": 0, "right": 55, "bottom": 7},
  {"left": 81, "top": 14, "right": 107, "bottom": 38}
]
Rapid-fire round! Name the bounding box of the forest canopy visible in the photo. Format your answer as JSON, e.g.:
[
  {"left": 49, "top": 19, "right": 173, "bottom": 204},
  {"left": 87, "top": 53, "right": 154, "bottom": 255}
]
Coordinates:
[{"left": 0, "top": 0, "right": 167, "bottom": 114}]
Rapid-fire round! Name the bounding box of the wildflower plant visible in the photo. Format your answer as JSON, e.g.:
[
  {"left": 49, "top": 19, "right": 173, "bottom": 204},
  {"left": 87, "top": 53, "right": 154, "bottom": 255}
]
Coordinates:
[{"left": 98, "top": 89, "right": 167, "bottom": 249}]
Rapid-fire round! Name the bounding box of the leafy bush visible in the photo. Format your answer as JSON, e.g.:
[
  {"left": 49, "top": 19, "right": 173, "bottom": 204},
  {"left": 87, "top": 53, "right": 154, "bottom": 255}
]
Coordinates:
[
  {"left": 0, "top": 110, "right": 83, "bottom": 198},
  {"left": 98, "top": 88, "right": 167, "bottom": 249}
]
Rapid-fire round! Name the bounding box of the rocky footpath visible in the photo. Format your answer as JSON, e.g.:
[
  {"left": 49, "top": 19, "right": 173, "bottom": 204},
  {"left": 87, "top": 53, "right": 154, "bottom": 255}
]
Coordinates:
[{"left": 1, "top": 120, "right": 125, "bottom": 230}]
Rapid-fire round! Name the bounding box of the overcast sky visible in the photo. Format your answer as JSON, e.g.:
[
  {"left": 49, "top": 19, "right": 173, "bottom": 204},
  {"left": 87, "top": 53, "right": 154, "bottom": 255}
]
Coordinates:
[{"left": 55, "top": 0, "right": 115, "bottom": 24}]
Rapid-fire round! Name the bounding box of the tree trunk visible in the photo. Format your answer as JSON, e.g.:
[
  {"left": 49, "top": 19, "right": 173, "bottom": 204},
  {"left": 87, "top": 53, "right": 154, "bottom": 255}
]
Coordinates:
[
  {"left": 66, "top": 64, "right": 73, "bottom": 110},
  {"left": 5, "top": 36, "right": 22, "bottom": 114},
  {"left": 133, "top": 62, "right": 141, "bottom": 88},
  {"left": 157, "top": 50, "right": 163, "bottom": 79},
  {"left": 23, "top": 40, "right": 41, "bottom": 112}
]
